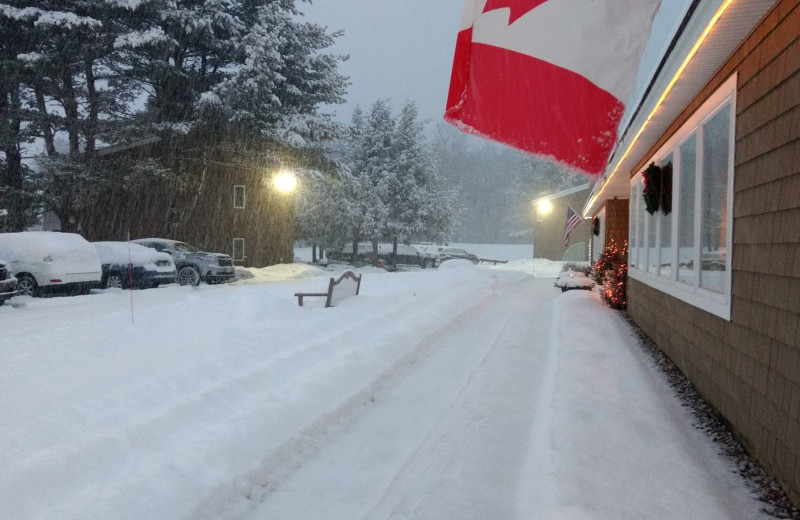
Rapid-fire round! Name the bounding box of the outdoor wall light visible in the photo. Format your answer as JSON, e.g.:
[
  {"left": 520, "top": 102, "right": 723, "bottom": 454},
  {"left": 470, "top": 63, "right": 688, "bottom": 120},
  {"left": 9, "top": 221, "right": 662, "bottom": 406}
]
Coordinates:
[
  {"left": 273, "top": 170, "right": 298, "bottom": 194},
  {"left": 537, "top": 199, "right": 553, "bottom": 215}
]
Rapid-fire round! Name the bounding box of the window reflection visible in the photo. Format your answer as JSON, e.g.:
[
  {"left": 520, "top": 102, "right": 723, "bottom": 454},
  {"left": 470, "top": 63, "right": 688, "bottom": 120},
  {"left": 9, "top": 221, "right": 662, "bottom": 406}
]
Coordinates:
[
  {"left": 678, "top": 134, "right": 697, "bottom": 285},
  {"left": 700, "top": 106, "right": 730, "bottom": 293},
  {"left": 659, "top": 156, "right": 673, "bottom": 278}
]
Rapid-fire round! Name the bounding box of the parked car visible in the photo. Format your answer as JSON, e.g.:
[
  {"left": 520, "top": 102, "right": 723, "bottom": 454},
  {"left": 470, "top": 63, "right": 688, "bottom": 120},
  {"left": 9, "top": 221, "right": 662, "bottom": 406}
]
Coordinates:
[
  {"left": 0, "top": 232, "right": 102, "bottom": 297},
  {"left": 554, "top": 268, "right": 594, "bottom": 292},
  {"left": 93, "top": 242, "right": 177, "bottom": 289},
  {"left": 131, "top": 238, "right": 235, "bottom": 286},
  {"left": 438, "top": 247, "right": 480, "bottom": 264},
  {"left": 327, "top": 243, "right": 438, "bottom": 268},
  {"left": 0, "top": 259, "right": 18, "bottom": 304}
]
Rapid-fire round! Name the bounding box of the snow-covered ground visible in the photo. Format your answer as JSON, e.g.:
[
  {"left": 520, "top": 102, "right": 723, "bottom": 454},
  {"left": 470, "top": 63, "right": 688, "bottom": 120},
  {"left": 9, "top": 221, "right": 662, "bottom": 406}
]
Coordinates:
[{"left": 0, "top": 247, "right": 768, "bottom": 519}]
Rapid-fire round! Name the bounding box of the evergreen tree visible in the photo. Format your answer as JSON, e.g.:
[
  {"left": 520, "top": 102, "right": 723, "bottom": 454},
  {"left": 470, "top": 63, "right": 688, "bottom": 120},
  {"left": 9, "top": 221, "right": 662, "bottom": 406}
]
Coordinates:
[
  {"left": 351, "top": 99, "right": 393, "bottom": 262},
  {"left": 594, "top": 233, "right": 628, "bottom": 310},
  {"left": 388, "top": 101, "right": 455, "bottom": 256},
  {"left": 0, "top": 0, "right": 349, "bottom": 232},
  {"left": 0, "top": 3, "right": 39, "bottom": 230},
  {"left": 206, "top": 1, "right": 348, "bottom": 143},
  {"left": 298, "top": 102, "right": 456, "bottom": 264}
]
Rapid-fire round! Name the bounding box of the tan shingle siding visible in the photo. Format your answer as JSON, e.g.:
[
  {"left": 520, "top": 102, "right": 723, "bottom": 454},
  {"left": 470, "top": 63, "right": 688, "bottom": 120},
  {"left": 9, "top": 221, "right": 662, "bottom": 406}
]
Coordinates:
[{"left": 628, "top": 0, "right": 800, "bottom": 503}]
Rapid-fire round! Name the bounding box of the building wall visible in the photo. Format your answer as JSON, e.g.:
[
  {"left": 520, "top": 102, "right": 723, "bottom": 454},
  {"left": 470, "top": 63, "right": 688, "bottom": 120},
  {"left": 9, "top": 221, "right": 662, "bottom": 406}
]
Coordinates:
[
  {"left": 591, "top": 198, "right": 629, "bottom": 263},
  {"left": 182, "top": 167, "right": 295, "bottom": 268},
  {"left": 78, "top": 136, "right": 294, "bottom": 268},
  {"left": 627, "top": 0, "right": 800, "bottom": 502},
  {"left": 604, "top": 198, "right": 630, "bottom": 246},
  {"left": 533, "top": 190, "right": 591, "bottom": 261}
]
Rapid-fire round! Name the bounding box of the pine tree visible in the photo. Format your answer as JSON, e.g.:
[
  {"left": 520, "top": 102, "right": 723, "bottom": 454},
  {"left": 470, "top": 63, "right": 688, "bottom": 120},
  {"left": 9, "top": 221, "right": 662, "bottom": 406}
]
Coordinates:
[
  {"left": 593, "top": 233, "right": 628, "bottom": 310},
  {"left": 208, "top": 1, "right": 347, "bottom": 143},
  {"left": 1, "top": 0, "right": 349, "bottom": 232},
  {"left": 297, "top": 102, "right": 456, "bottom": 264}
]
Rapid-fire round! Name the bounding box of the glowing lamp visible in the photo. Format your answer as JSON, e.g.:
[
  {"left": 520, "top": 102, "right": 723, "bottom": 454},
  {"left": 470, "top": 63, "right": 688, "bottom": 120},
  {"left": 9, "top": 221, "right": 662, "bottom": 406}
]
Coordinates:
[
  {"left": 537, "top": 199, "right": 553, "bottom": 215},
  {"left": 273, "top": 171, "right": 298, "bottom": 194}
]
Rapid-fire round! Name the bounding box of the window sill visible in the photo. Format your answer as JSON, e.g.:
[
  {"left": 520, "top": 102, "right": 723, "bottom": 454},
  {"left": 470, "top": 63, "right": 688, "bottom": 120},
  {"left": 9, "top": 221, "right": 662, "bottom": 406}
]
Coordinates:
[{"left": 629, "top": 268, "right": 731, "bottom": 320}]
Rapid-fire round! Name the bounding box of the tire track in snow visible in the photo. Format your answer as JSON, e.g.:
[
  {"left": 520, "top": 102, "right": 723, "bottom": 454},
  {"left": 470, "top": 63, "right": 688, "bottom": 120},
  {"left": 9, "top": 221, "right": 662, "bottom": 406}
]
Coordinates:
[
  {"left": 186, "top": 273, "right": 509, "bottom": 520},
  {"left": 2, "top": 272, "right": 498, "bottom": 519},
  {"left": 241, "top": 276, "right": 556, "bottom": 520}
]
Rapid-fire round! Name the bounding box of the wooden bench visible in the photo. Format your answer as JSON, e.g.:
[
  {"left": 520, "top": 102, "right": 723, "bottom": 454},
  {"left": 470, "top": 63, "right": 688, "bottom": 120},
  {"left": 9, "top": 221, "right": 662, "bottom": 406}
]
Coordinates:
[{"left": 294, "top": 271, "right": 362, "bottom": 307}]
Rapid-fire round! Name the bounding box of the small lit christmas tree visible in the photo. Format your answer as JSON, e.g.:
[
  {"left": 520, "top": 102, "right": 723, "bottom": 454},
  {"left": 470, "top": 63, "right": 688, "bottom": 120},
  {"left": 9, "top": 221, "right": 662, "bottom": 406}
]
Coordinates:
[{"left": 593, "top": 233, "right": 628, "bottom": 310}]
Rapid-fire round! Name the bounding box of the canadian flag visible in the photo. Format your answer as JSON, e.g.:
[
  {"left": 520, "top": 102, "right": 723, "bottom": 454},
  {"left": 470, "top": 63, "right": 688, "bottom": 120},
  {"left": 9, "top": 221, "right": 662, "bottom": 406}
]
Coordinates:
[{"left": 445, "top": 0, "right": 660, "bottom": 178}]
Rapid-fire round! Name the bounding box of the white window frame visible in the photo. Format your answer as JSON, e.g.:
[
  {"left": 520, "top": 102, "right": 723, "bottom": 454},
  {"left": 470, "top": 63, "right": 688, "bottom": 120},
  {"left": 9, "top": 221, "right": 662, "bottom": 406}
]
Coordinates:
[
  {"left": 233, "top": 185, "right": 246, "bottom": 209},
  {"left": 232, "top": 237, "right": 245, "bottom": 262},
  {"left": 628, "top": 73, "right": 736, "bottom": 320}
]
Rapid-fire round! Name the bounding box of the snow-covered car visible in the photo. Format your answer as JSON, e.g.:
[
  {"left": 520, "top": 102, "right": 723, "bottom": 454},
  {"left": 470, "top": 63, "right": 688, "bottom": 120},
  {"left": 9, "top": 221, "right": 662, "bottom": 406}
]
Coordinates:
[
  {"left": 438, "top": 247, "right": 479, "bottom": 265},
  {"left": 554, "top": 269, "right": 595, "bottom": 292},
  {"left": 131, "top": 238, "right": 235, "bottom": 286},
  {"left": 0, "top": 232, "right": 102, "bottom": 297},
  {"left": 328, "top": 243, "right": 437, "bottom": 268},
  {"left": 0, "top": 259, "right": 17, "bottom": 304},
  {"left": 93, "top": 242, "right": 177, "bottom": 289}
]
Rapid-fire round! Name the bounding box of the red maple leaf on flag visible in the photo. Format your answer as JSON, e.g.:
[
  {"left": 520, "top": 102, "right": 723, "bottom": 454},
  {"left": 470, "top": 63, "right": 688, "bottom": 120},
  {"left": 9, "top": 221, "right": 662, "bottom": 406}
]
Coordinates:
[{"left": 482, "top": 0, "right": 549, "bottom": 25}]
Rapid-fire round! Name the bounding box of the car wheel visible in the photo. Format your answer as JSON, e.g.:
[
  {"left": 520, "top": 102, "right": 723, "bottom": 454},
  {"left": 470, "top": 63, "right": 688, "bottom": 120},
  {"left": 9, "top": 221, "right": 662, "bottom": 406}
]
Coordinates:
[
  {"left": 16, "top": 274, "right": 38, "bottom": 297},
  {"left": 423, "top": 259, "right": 435, "bottom": 269},
  {"left": 105, "top": 273, "right": 125, "bottom": 289},
  {"left": 177, "top": 266, "right": 201, "bottom": 286}
]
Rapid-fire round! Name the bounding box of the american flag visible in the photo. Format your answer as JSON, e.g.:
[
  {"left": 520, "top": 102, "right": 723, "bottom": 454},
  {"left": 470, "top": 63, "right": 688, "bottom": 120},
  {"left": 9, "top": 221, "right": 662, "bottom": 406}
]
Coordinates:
[{"left": 564, "top": 205, "right": 583, "bottom": 246}]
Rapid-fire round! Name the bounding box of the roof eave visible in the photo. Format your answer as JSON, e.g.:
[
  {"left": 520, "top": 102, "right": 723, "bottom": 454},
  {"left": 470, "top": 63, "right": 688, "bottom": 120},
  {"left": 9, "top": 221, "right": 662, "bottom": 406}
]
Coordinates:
[{"left": 582, "top": 0, "right": 777, "bottom": 218}]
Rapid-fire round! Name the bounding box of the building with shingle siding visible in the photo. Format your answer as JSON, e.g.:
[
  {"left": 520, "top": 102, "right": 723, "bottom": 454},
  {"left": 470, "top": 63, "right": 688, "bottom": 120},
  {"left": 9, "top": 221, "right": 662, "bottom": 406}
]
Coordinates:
[{"left": 585, "top": 0, "right": 800, "bottom": 503}]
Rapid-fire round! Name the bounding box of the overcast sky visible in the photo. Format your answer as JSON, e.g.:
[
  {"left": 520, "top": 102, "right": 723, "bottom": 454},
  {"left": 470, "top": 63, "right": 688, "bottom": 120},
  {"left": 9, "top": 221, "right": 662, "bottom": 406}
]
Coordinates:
[{"left": 300, "top": 1, "right": 464, "bottom": 125}]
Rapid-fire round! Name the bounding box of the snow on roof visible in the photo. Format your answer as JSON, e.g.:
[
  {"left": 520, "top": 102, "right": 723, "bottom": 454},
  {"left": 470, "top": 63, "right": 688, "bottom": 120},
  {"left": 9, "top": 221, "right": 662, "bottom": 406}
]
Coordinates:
[{"left": 530, "top": 183, "right": 591, "bottom": 206}]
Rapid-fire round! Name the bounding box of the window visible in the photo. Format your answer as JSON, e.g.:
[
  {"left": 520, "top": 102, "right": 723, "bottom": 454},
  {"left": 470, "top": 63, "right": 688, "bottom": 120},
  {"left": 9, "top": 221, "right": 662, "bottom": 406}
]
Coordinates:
[
  {"left": 233, "top": 238, "right": 245, "bottom": 262},
  {"left": 233, "top": 185, "right": 245, "bottom": 209},
  {"left": 700, "top": 107, "right": 730, "bottom": 293},
  {"left": 678, "top": 134, "right": 697, "bottom": 285},
  {"left": 628, "top": 74, "right": 735, "bottom": 320},
  {"left": 659, "top": 154, "right": 673, "bottom": 279}
]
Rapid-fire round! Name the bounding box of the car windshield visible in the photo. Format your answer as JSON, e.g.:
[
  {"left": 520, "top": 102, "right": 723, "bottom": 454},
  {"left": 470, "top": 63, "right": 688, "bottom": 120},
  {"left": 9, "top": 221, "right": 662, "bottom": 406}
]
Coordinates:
[{"left": 172, "top": 241, "right": 200, "bottom": 253}]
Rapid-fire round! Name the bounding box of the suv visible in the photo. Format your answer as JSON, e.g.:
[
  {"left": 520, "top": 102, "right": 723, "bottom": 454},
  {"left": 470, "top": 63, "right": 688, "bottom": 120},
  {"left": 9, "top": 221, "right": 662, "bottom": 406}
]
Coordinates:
[
  {"left": 93, "top": 241, "right": 177, "bottom": 289},
  {"left": 0, "top": 232, "right": 102, "bottom": 296},
  {"left": 131, "top": 238, "right": 235, "bottom": 286},
  {"left": 0, "top": 259, "right": 17, "bottom": 304}
]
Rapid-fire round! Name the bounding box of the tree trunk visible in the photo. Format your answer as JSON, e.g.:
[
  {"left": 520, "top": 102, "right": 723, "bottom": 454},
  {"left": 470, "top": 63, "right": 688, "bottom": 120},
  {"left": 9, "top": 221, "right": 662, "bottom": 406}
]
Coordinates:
[
  {"left": 0, "top": 76, "right": 28, "bottom": 231},
  {"left": 392, "top": 236, "right": 398, "bottom": 270},
  {"left": 61, "top": 67, "right": 81, "bottom": 158},
  {"left": 84, "top": 57, "right": 98, "bottom": 158},
  {"left": 34, "top": 82, "right": 57, "bottom": 156},
  {"left": 351, "top": 232, "right": 359, "bottom": 265}
]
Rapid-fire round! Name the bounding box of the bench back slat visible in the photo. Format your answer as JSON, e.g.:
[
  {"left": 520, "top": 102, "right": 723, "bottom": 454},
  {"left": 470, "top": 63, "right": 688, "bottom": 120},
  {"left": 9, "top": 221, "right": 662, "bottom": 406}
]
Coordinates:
[{"left": 326, "top": 271, "right": 362, "bottom": 307}]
